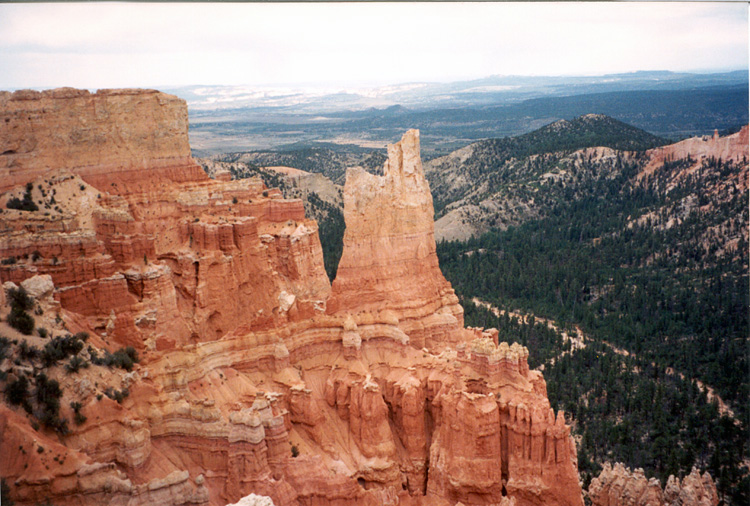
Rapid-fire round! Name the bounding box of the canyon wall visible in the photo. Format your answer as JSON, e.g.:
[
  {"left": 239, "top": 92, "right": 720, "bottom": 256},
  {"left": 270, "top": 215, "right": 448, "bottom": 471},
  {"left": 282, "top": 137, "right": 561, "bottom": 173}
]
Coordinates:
[
  {"left": 0, "top": 88, "right": 203, "bottom": 193},
  {"left": 0, "top": 89, "right": 583, "bottom": 506}
]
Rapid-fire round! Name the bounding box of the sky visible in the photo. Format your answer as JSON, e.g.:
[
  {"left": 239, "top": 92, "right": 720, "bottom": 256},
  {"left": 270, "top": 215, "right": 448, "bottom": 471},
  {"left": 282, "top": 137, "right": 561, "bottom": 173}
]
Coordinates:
[{"left": 0, "top": 2, "right": 747, "bottom": 90}]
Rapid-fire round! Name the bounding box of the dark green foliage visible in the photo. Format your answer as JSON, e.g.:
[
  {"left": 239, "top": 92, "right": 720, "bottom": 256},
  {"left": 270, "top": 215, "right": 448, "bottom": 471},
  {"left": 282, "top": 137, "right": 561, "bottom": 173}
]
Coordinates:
[
  {"left": 1, "top": 477, "right": 14, "bottom": 506},
  {"left": 472, "top": 115, "right": 667, "bottom": 167},
  {"left": 31, "top": 250, "right": 41, "bottom": 262},
  {"left": 5, "top": 375, "right": 30, "bottom": 409},
  {"left": 544, "top": 345, "right": 749, "bottom": 504},
  {"left": 437, "top": 155, "right": 748, "bottom": 503},
  {"left": 35, "top": 373, "right": 61, "bottom": 413},
  {"left": 41, "top": 334, "right": 84, "bottom": 367},
  {"left": 18, "top": 341, "right": 40, "bottom": 361},
  {"left": 6, "top": 287, "right": 35, "bottom": 335},
  {"left": 70, "top": 401, "right": 86, "bottom": 425},
  {"left": 104, "top": 387, "right": 129, "bottom": 403},
  {"left": 291, "top": 445, "right": 300, "bottom": 458},
  {"left": 90, "top": 346, "right": 138, "bottom": 371},
  {"left": 6, "top": 183, "right": 38, "bottom": 212},
  {"left": 37, "top": 327, "right": 48, "bottom": 338},
  {"left": 0, "top": 336, "right": 11, "bottom": 363},
  {"left": 1, "top": 256, "right": 17, "bottom": 265},
  {"left": 65, "top": 355, "right": 89, "bottom": 374},
  {"left": 8, "top": 287, "right": 34, "bottom": 312},
  {"left": 306, "top": 192, "right": 345, "bottom": 281},
  {"left": 7, "top": 309, "right": 34, "bottom": 335},
  {"left": 34, "top": 373, "right": 67, "bottom": 434}
]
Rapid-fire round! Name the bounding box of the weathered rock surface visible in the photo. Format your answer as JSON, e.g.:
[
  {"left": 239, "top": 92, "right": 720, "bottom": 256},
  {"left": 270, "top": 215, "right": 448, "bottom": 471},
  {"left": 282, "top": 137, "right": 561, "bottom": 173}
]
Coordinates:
[
  {"left": 640, "top": 125, "right": 749, "bottom": 182},
  {"left": 0, "top": 88, "right": 201, "bottom": 193},
  {"left": 0, "top": 89, "right": 584, "bottom": 506},
  {"left": 328, "top": 129, "right": 468, "bottom": 350},
  {"left": 589, "top": 463, "right": 719, "bottom": 506}
]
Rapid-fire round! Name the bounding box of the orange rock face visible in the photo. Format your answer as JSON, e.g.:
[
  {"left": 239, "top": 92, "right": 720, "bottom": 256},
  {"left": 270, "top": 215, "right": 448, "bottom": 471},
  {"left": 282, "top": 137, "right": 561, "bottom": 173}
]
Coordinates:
[
  {"left": 589, "top": 463, "right": 718, "bottom": 506},
  {"left": 0, "top": 89, "right": 584, "bottom": 506},
  {"left": 639, "top": 125, "right": 749, "bottom": 183},
  {"left": 328, "top": 130, "right": 468, "bottom": 350},
  {"left": 0, "top": 88, "right": 201, "bottom": 193}
]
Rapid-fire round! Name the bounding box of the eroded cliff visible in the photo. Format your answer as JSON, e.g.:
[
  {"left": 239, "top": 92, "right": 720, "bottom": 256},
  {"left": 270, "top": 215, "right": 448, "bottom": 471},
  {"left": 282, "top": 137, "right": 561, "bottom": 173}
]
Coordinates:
[{"left": 0, "top": 88, "right": 583, "bottom": 506}]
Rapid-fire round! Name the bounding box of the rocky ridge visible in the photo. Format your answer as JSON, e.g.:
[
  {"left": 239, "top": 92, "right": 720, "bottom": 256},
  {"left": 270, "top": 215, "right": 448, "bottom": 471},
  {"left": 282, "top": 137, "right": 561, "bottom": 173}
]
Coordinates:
[
  {"left": 589, "top": 463, "right": 718, "bottom": 506},
  {"left": 0, "top": 89, "right": 583, "bottom": 506}
]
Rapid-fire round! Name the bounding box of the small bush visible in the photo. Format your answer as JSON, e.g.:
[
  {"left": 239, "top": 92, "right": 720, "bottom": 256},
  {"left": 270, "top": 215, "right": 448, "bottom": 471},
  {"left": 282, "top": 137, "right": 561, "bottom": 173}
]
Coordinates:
[
  {"left": 0, "top": 336, "right": 12, "bottom": 362},
  {"left": 18, "top": 341, "right": 40, "bottom": 361},
  {"left": 65, "top": 356, "right": 88, "bottom": 373},
  {"left": 1, "top": 477, "right": 15, "bottom": 506},
  {"left": 8, "top": 287, "right": 34, "bottom": 312},
  {"left": 291, "top": 445, "right": 300, "bottom": 458},
  {"left": 7, "top": 309, "right": 34, "bottom": 335},
  {"left": 5, "top": 375, "right": 30, "bottom": 407},
  {"left": 1, "top": 256, "right": 17, "bottom": 265},
  {"left": 6, "top": 183, "right": 38, "bottom": 212},
  {"left": 6, "top": 197, "right": 38, "bottom": 212},
  {"left": 104, "top": 387, "right": 129, "bottom": 404},
  {"left": 42, "top": 334, "right": 84, "bottom": 367},
  {"left": 70, "top": 401, "right": 87, "bottom": 425},
  {"left": 31, "top": 251, "right": 41, "bottom": 262},
  {"left": 91, "top": 346, "right": 139, "bottom": 371},
  {"left": 37, "top": 327, "right": 48, "bottom": 338}
]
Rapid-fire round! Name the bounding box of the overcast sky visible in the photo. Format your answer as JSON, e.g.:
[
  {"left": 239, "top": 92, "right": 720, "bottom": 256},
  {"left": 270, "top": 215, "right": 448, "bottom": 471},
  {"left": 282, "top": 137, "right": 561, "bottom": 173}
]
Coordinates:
[{"left": 0, "top": 2, "right": 747, "bottom": 90}]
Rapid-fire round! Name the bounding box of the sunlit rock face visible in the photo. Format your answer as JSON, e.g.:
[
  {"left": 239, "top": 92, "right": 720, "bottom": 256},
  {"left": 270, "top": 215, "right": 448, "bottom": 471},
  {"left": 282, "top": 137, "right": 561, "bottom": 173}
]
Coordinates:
[
  {"left": 0, "top": 90, "right": 584, "bottom": 506},
  {"left": 589, "top": 463, "right": 719, "bottom": 506},
  {"left": 327, "top": 129, "right": 468, "bottom": 351}
]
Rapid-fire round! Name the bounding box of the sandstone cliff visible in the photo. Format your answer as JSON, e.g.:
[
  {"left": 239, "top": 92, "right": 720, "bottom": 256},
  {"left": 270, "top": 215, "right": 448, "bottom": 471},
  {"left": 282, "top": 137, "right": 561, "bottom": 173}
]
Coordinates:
[
  {"left": 0, "top": 89, "right": 584, "bottom": 506},
  {"left": 0, "top": 88, "right": 202, "bottom": 194}
]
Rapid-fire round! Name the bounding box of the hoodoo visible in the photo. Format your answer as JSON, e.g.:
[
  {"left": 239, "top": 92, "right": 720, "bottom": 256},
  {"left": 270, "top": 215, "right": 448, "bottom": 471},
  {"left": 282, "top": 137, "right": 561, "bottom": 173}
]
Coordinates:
[
  {"left": 0, "top": 88, "right": 584, "bottom": 506},
  {"left": 328, "top": 129, "right": 468, "bottom": 350}
]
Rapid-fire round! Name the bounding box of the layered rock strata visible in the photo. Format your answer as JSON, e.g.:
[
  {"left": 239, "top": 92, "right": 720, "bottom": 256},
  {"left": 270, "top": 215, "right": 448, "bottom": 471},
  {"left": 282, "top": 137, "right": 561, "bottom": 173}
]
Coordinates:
[
  {"left": 0, "top": 88, "right": 201, "bottom": 193},
  {"left": 640, "top": 125, "right": 749, "bottom": 182},
  {"left": 327, "top": 130, "right": 468, "bottom": 350},
  {"left": 0, "top": 89, "right": 583, "bottom": 506}
]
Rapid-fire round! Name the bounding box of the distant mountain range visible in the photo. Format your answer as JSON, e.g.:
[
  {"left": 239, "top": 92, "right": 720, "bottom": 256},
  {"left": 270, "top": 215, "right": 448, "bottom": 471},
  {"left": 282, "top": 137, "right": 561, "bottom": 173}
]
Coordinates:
[
  {"left": 168, "top": 70, "right": 747, "bottom": 112},
  {"left": 177, "top": 71, "right": 748, "bottom": 156}
]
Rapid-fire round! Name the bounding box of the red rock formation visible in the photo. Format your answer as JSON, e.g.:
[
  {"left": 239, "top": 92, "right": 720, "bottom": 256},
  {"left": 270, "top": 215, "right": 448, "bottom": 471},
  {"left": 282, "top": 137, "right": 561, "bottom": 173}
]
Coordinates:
[
  {"left": 0, "top": 89, "right": 584, "bottom": 506},
  {"left": 327, "top": 130, "right": 468, "bottom": 350},
  {"left": 640, "top": 125, "right": 749, "bottom": 182},
  {"left": 0, "top": 88, "right": 201, "bottom": 193},
  {"left": 589, "top": 463, "right": 718, "bottom": 506}
]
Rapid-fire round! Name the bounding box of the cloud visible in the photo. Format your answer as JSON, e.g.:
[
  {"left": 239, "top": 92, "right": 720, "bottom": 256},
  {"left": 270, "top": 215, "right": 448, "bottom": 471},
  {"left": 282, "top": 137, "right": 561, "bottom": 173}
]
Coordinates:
[{"left": 0, "top": 2, "right": 746, "bottom": 89}]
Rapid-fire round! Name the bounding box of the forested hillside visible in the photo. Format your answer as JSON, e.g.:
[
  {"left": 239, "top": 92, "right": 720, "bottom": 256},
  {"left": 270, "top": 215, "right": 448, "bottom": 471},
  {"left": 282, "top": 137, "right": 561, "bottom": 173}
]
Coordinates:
[
  {"left": 437, "top": 148, "right": 749, "bottom": 504},
  {"left": 425, "top": 115, "right": 667, "bottom": 240}
]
